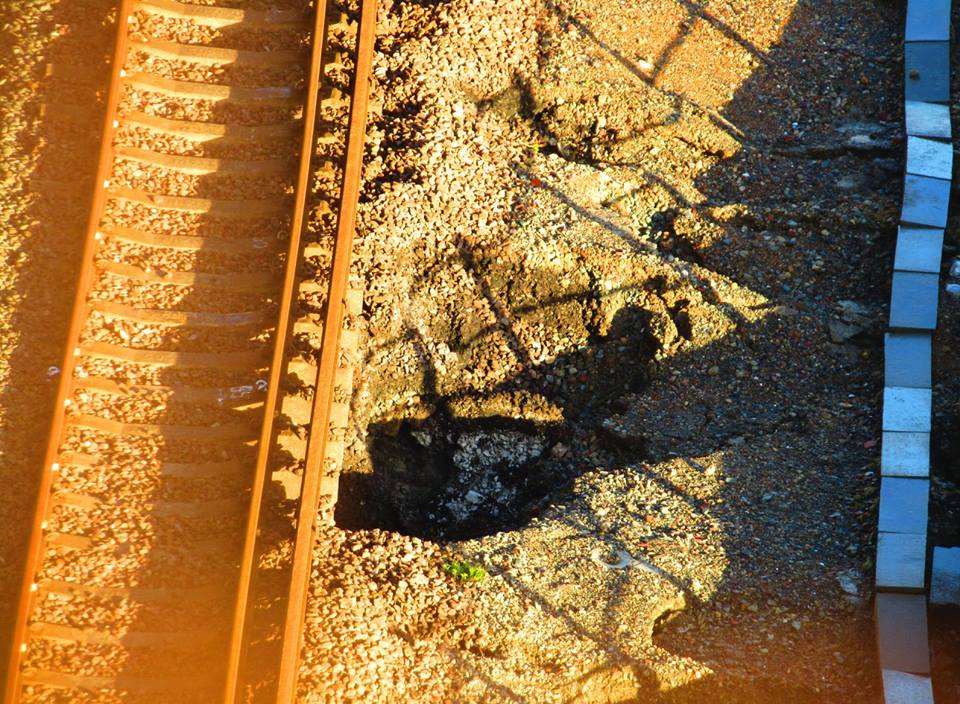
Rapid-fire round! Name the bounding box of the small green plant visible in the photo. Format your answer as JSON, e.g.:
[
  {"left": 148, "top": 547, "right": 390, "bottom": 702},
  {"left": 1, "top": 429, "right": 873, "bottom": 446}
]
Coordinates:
[{"left": 443, "top": 559, "right": 487, "bottom": 582}]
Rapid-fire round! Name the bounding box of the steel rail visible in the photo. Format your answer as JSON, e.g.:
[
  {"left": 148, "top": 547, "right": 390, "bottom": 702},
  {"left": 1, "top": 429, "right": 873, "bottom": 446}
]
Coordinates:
[
  {"left": 2, "top": 1, "right": 135, "bottom": 701},
  {"left": 273, "top": 0, "right": 378, "bottom": 700},
  {"left": 222, "top": 0, "right": 331, "bottom": 700}
]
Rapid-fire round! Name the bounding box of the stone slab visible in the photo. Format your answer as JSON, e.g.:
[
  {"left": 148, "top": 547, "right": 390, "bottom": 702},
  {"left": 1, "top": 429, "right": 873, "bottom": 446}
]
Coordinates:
[
  {"left": 878, "top": 477, "right": 929, "bottom": 535},
  {"left": 876, "top": 532, "right": 927, "bottom": 591},
  {"left": 882, "top": 387, "right": 932, "bottom": 432},
  {"left": 905, "top": 42, "right": 950, "bottom": 103},
  {"left": 905, "top": 0, "right": 952, "bottom": 41},
  {"left": 881, "top": 432, "right": 930, "bottom": 478},
  {"left": 889, "top": 271, "right": 940, "bottom": 330},
  {"left": 906, "top": 136, "right": 953, "bottom": 180},
  {"left": 893, "top": 226, "right": 943, "bottom": 274},
  {"left": 905, "top": 101, "right": 951, "bottom": 139},
  {"left": 930, "top": 546, "right": 960, "bottom": 605},
  {"left": 900, "top": 174, "right": 950, "bottom": 228},
  {"left": 884, "top": 332, "right": 932, "bottom": 388},
  {"left": 882, "top": 670, "right": 934, "bottom": 704},
  {"left": 875, "top": 593, "right": 930, "bottom": 674}
]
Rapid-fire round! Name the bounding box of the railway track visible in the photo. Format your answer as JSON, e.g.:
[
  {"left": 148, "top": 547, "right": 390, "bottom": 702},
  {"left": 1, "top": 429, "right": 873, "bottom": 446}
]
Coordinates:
[{"left": 4, "top": 0, "right": 375, "bottom": 701}]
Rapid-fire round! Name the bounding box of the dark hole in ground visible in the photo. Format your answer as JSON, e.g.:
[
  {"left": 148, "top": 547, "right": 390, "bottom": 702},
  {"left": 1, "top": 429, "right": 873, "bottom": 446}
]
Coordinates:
[
  {"left": 335, "top": 305, "right": 660, "bottom": 540},
  {"left": 340, "top": 414, "right": 560, "bottom": 540}
]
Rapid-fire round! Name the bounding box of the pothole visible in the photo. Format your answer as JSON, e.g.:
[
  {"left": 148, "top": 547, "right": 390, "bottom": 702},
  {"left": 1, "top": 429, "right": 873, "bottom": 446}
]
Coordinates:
[
  {"left": 336, "top": 415, "right": 560, "bottom": 540},
  {"left": 337, "top": 296, "right": 661, "bottom": 540}
]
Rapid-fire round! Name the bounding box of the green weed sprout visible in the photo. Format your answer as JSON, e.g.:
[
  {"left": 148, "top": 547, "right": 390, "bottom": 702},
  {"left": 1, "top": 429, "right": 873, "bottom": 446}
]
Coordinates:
[{"left": 443, "top": 560, "right": 487, "bottom": 582}]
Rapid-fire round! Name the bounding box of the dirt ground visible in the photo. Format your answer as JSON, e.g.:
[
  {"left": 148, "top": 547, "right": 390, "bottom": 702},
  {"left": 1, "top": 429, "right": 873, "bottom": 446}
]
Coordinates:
[
  {"left": 0, "top": 0, "right": 949, "bottom": 702},
  {"left": 321, "top": 0, "right": 903, "bottom": 701}
]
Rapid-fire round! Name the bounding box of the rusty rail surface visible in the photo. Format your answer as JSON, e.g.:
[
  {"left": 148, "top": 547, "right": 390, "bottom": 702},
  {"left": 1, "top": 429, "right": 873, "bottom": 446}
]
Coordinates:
[
  {"left": 3, "top": 0, "right": 374, "bottom": 701},
  {"left": 272, "top": 0, "right": 378, "bottom": 700},
  {"left": 222, "top": 1, "right": 332, "bottom": 701},
  {"left": 3, "top": 1, "right": 136, "bottom": 699}
]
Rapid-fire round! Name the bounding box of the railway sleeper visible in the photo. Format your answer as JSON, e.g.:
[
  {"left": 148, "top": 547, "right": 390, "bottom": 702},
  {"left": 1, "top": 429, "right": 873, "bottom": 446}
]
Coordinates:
[
  {"left": 74, "top": 376, "right": 267, "bottom": 408},
  {"left": 36, "top": 579, "right": 221, "bottom": 604},
  {"left": 49, "top": 493, "right": 244, "bottom": 519},
  {"left": 134, "top": 0, "right": 309, "bottom": 28},
  {"left": 77, "top": 340, "right": 268, "bottom": 369},
  {"left": 126, "top": 43, "right": 348, "bottom": 81},
  {"left": 113, "top": 146, "right": 291, "bottom": 176},
  {"left": 121, "top": 110, "right": 299, "bottom": 143},
  {"left": 21, "top": 667, "right": 210, "bottom": 696},
  {"left": 88, "top": 299, "right": 268, "bottom": 328},
  {"left": 58, "top": 452, "right": 243, "bottom": 479},
  {"left": 97, "top": 258, "right": 280, "bottom": 291},
  {"left": 100, "top": 225, "right": 283, "bottom": 255},
  {"left": 64, "top": 414, "right": 256, "bottom": 442},
  {"left": 106, "top": 185, "right": 289, "bottom": 217},
  {"left": 280, "top": 396, "right": 350, "bottom": 429},
  {"left": 124, "top": 72, "right": 298, "bottom": 103},
  {"left": 39, "top": 533, "right": 241, "bottom": 567},
  {"left": 27, "top": 622, "right": 217, "bottom": 650},
  {"left": 272, "top": 434, "right": 346, "bottom": 503},
  {"left": 128, "top": 38, "right": 303, "bottom": 67}
]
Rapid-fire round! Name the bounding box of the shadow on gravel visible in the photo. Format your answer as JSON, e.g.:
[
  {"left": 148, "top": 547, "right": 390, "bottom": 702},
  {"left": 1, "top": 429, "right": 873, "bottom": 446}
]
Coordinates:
[{"left": 337, "top": 0, "right": 901, "bottom": 700}]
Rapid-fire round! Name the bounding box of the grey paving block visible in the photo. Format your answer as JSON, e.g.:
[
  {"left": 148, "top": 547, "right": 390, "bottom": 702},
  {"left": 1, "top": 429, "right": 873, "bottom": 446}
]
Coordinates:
[
  {"left": 905, "top": 0, "right": 952, "bottom": 41},
  {"left": 906, "top": 136, "right": 953, "bottom": 180},
  {"left": 882, "top": 387, "right": 932, "bottom": 432},
  {"left": 905, "top": 101, "right": 951, "bottom": 139},
  {"left": 893, "top": 226, "right": 943, "bottom": 274},
  {"left": 930, "top": 546, "right": 960, "bottom": 605},
  {"left": 884, "top": 332, "right": 932, "bottom": 388},
  {"left": 878, "top": 478, "right": 929, "bottom": 535},
  {"left": 881, "top": 432, "right": 930, "bottom": 478},
  {"left": 882, "top": 670, "right": 934, "bottom": 704},
  {"left": 905, "top": 42, "right": 950, "bottom": 103},
  {"left": 900, "top": 174, "right": 950, "bottom": 228},
  {"left": 889, "top": 271, "right": 940, "bottom": 330},
  {"left": 876, "top": 532, "right": 927, "bottom": 591},
  {"left": 875, "top": 593, "right": 930, "bottom": 673}
]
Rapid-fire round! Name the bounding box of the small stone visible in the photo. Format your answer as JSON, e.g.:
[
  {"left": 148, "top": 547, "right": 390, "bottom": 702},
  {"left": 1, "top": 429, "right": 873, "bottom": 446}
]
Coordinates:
[
  {"left": 411, "top": 429, "right": 432, "bottom": 447},
  {"left": 837, "top": 569, "right": 859, "bottom": 596},
  {"left": 829, "top": 320, "right": 862, "bottom": 343}
]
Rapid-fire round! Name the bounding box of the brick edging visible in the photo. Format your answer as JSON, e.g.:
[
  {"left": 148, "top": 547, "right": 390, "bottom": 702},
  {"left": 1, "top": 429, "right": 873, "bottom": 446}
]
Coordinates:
[{"left": 876, "top": 1, "right": 952, "bottom": 700}]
